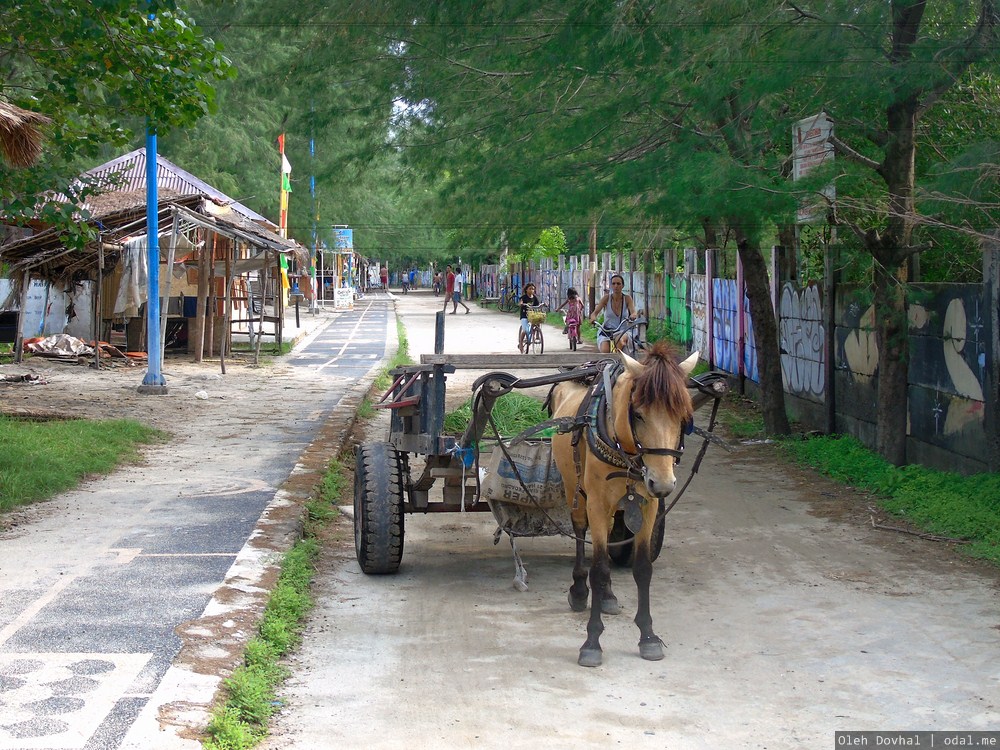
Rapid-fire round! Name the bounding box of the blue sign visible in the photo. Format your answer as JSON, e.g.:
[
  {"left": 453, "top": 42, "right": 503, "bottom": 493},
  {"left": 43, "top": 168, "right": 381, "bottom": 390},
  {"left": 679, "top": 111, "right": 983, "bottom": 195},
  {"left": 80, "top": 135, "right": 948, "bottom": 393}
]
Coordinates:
[{"left": 333, "top": 227, "right": 353, "bottom": 251}]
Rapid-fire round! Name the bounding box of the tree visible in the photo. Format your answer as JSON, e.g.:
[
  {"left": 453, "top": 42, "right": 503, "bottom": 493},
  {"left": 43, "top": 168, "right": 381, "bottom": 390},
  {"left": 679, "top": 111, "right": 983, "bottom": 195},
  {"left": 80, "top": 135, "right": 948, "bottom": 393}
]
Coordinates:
[
  {"left": 789, "top": 0, "right": 1000, "bottom": 464},
  {"left": 0, "top": 0, "right": 233, "bottom": 247}
]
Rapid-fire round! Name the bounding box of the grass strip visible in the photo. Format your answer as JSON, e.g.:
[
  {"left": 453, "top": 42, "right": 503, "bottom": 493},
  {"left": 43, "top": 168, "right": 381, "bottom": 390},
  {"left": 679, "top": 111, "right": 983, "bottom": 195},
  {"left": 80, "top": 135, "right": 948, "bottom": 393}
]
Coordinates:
[
  {"left": 781, "top": 433, "right": 1000, "bottom": 566},
  {"left": 204, "top": 314, "right": 407, "bottom": 748},
  {"left": 0, "top": 416, "right": 164, "bottom": 511},
  {"left": 202, "top": 460, "right": 344, "bottom": 750}
]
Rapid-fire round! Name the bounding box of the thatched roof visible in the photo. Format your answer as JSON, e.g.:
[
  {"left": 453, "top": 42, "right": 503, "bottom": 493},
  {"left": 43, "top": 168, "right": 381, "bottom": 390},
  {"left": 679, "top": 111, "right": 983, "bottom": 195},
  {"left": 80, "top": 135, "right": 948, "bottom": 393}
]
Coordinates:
[{"left": 0, "top": 101, "right": 50, "bottom": 168}]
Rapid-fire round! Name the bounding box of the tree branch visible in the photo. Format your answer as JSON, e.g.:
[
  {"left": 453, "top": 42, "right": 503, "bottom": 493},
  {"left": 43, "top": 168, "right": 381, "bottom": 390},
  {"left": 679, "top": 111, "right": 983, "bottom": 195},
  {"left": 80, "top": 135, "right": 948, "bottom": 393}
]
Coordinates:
[{"left": 829, "top": 133, "right": 882, "bottom": 174}]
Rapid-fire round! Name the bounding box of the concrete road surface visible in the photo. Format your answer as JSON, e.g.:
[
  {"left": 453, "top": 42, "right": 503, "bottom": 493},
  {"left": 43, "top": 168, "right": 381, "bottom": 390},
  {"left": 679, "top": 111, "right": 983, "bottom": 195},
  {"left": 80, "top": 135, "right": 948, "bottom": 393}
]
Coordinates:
[{"left": 261, "top": 292, "right": 1000, "bottom": 750}]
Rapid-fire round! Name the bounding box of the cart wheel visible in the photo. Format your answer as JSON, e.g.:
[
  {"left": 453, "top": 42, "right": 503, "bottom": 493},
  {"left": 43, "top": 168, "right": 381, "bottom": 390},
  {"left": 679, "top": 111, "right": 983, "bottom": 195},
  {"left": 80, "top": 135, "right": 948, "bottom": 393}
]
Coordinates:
[
  {"left": 608, "top": 500, "right": 666, "bottom": 567},
  {"left": 354, "top": 442, "right": 405, "bottom": 574},
  {"left": 530, "top": 326, "right": 544, "bottom": 354}
]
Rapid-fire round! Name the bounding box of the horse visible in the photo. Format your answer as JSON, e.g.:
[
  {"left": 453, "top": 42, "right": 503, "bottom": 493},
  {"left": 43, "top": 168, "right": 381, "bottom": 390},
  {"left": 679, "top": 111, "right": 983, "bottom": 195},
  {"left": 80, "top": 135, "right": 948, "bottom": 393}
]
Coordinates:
[{"left": 550, "top": 343, "right": 697, "bottom": 667}]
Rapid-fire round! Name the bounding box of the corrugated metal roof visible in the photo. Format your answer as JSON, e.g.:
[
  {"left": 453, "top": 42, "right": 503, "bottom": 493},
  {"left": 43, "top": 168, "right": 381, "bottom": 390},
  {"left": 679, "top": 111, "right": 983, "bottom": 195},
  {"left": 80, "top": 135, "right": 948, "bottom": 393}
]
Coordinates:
[{"left": 84, "top": 148, "right": 276, "bottom": 230}]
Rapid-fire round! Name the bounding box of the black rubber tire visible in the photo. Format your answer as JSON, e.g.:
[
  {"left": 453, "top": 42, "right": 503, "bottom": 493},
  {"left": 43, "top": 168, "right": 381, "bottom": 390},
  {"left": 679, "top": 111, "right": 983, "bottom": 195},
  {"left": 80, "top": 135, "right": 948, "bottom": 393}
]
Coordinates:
[
  {"left": 569, "top": 332, "right": 577, "bottom": 351},
  {"left": 530, "top": 327, "right": 544, "bottom": 354},
  {"left": 354, "top": 442, "right": 405, "bottom": 574},
  {"left": 608, "top": 500, "right": 666, "bottom": 567}
]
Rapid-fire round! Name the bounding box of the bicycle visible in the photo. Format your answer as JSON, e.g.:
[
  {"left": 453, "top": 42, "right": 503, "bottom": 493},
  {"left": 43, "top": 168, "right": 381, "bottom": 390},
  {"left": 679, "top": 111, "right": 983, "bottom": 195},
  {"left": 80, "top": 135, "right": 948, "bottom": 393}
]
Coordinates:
[
  {"left": 518, "top": 304, "right": 547, "bottom": 354},
  {"left": 594, "top": 312, "right": 647, "bottom": 356},
  {"left": 497, "top": 284, "right": 520, "bottom": 313},
  {"left": 564, "top": 313, "right": 581, "bottom": 351}
]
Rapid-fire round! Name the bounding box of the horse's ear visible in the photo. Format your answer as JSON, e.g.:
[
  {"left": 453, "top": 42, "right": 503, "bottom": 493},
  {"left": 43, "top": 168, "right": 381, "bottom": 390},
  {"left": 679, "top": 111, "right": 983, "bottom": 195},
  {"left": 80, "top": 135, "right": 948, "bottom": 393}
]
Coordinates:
[
  {"left": 679, "top": 350, "right": 700, "bottom": 376},
  {"left": 620, "top": 350, "right": 642, "bottom": 375}
]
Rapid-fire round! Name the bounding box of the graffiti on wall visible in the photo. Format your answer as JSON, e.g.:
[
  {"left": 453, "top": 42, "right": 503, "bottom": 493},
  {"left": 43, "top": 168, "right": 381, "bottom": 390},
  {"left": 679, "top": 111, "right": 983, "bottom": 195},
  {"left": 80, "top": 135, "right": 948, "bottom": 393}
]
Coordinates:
[
  {"left": 838, "top": 299, "right": 878, "bottom": 384},
  {"left": 665, "top": 275, "right": 690, "bottom": 345},
  {"left": 907, "top": 288, "right": 986, "bottom": 439},
  {"left": 743, "top": 291, "right": 759, "bottom": 383},
  {"left": 690, "top": 275, "right": 708, "bottom": 359},
  {"left": 779, "top": 283, "right": 825, "bottom": 398},
  {"left": 712, "top": 278, "right": 740, "bottom": 375}
]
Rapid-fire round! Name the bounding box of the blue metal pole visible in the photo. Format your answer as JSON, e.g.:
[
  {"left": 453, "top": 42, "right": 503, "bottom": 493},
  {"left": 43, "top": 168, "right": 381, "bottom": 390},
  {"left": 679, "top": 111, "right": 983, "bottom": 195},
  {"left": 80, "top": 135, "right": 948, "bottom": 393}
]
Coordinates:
[{"left": 139, "top": 4, "right": 166, "bottom": 393}]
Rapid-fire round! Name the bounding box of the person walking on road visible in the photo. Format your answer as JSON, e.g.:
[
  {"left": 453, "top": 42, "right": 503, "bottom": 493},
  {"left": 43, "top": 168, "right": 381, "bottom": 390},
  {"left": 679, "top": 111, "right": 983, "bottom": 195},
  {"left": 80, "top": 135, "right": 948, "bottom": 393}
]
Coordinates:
[{"left": 445, "top": 265, "right": 470, "bottom": 314}]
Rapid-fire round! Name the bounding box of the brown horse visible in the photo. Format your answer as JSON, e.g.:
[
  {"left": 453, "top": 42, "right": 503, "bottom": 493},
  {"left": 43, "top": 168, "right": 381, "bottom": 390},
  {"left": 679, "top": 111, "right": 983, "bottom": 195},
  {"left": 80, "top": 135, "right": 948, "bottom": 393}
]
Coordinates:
[{"left": 551, "top": 343, "right": 697, "bottom": 667}]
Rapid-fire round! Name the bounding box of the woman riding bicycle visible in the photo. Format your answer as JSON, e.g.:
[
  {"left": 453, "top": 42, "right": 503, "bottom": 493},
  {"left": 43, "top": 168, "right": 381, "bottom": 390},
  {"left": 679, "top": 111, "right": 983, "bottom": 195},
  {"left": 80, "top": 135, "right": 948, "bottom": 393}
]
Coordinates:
[
  {"left": 518, "top": 282, "right": 541, "bottom": 353},
  {"left": 589, "top": 273, "right": 636, "bottom": 353}
]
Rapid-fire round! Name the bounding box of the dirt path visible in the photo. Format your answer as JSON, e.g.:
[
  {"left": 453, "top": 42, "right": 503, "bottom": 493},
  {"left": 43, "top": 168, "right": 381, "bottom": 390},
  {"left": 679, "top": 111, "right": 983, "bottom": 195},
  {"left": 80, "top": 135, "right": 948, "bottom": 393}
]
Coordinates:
[{"left": 262, "top": 294, "right": 1000, "bottom": 750}]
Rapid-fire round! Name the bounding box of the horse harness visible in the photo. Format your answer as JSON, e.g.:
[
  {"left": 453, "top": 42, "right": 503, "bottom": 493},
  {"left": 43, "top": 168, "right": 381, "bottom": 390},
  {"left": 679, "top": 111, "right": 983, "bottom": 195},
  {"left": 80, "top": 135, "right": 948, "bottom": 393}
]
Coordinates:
[
  {"left": 498, "top": 360, "right": 726, "bottom": 544},
  {"left": 516, "top": 359, "right": 686, "bottom": 507}
]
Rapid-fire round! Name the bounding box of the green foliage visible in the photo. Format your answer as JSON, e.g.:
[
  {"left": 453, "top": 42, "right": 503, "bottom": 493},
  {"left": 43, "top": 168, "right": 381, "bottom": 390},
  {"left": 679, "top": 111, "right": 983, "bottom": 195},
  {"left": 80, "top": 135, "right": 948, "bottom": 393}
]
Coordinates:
[
  {"left": 0, "top": 1, "right": 233, "bottom": 238},
  {"left": 443, "top": 393, "right": 548, "bottom": 437},
  {"left": 0, "top": 417, "right": 164, "bottom": 511},
  {"left": 782, "top": 434, "right": 1000, "bottom": 565}
]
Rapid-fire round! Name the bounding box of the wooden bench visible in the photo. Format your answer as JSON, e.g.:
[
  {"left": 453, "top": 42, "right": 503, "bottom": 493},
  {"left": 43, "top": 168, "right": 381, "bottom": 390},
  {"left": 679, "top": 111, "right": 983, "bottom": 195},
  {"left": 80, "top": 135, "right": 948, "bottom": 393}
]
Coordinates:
[{"left": 479, "top": 297, "right": 501, "bottom": 308}]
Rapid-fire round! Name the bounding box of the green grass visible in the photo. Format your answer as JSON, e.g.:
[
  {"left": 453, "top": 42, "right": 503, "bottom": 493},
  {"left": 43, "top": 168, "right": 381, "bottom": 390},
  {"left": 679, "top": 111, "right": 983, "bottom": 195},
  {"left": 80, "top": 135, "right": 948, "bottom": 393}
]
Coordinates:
[
  {"left": 0, "top": 416, "right": 165, "bottom": 511},
  {"left": 230, "top": 341, "right": 294, "bottom": 357},
  {"left": 203, "top": 460, "right": 345, "bottom": 750},
  {"left": 781, "top": 433, "right": 1000, "bottom": 566},
  {"left": 443, "top": 392, "right": 548, "bottom": 437}
]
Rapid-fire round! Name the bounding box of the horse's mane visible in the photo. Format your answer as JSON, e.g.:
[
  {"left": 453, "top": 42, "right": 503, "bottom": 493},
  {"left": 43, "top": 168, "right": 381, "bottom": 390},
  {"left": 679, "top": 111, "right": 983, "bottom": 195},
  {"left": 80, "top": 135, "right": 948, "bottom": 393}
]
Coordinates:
[{"left": 630, "top": 342, "right": 694, "bottom": 423}]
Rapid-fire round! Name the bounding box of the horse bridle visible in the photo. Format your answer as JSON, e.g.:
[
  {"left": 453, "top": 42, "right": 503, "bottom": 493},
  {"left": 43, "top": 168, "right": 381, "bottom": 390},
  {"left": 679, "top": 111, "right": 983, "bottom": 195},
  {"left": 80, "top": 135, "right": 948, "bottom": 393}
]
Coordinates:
[{"left": 599, "top": 362, "right": 687, "bottom": 490}]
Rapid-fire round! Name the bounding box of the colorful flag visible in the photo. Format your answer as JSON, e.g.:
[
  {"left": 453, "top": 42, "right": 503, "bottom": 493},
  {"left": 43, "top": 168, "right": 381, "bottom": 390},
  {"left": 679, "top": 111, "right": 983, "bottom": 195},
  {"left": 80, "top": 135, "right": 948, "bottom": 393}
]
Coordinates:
[{"left": 281, "top": 153, "right": 292, "bottom": 192}]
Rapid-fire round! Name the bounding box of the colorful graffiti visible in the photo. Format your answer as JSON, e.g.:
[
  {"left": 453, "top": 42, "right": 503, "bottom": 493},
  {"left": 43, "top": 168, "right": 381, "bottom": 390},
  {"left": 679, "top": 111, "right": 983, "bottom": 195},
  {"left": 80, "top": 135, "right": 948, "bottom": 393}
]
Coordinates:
[
  {"left": 779, "top": 283, "right": 825, "bottom": 398},
  {"left": 712, "top": 278, "right": 740, "bottom": 375},
  {"left": 690, "top": 275, "right": 708, "bottom": 359},
  {"left": 743, "top": 290, "right": 759, "bottom": 383},
  {"left": 665, "top": 275, "right": 690, "bottom": 345}
]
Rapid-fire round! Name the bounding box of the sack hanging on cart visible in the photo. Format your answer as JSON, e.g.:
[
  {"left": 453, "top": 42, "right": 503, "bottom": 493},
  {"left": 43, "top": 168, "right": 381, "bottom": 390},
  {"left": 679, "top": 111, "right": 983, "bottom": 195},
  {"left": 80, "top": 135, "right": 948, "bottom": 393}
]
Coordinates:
[{"left": 480, "top": 439, "right": 571, "bottom": 537}]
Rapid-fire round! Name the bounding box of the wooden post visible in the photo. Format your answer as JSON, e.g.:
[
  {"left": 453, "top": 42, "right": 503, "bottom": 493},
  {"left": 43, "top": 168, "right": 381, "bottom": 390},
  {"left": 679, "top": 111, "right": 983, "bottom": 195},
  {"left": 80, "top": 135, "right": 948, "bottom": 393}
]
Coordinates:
[
  {"left": 705, "top": 248, "right": 715, "bottom": 370},
  {"left": 253, "top": 259, "right": 266, "bottom": 365},
  {"left": 984, "top": 234, "right": 1000, "bottom": 468},
  {"left": 13, "top": 271, "right": 29, "bottom": 364},
  {"left": 159, "top": 210, "right": 179, "bottom": 365},
  {"left": 206, "top": 233, "right": 217, "bottom": 357},
  {"left": 736, "top": 250, "right": 746, "bottom": 392},
  {"left": 93, "top": 243, "right": 104, "bottom": 370},
  {"left": 435, "top": 311, "right": 445, "bottom": 354},
  {"left": 221, "top": 240, "right": 233, "bottom": 375},
  {"left": 823, "top": 243, "right": 839, "bottom": 434},
  {"left": 588, "top": 219, "right": 597, "bottom": 313},
  {"left": 194, "top": 231, "right": 209, "bottom": 362}
]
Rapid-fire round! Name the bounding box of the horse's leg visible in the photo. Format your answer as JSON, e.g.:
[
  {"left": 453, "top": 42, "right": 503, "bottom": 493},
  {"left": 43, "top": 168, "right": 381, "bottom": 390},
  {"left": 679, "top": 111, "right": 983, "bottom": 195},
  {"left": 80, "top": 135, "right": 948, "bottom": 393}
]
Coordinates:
[
  {"left": 579, "top": 543, "right": 611, "bottom": 667},
  {"left": 632, "top": 535, "right": 664, "bottom": 661},
  {"left": 568, "top": 516, "right": 589, "bottom": 611}
]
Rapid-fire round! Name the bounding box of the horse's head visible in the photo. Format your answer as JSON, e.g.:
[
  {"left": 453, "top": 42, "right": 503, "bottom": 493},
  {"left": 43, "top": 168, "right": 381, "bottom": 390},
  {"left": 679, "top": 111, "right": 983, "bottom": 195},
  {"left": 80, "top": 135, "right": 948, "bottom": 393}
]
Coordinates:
[{"left": 612, "top": 344, "right": 698, "bottom": 497}]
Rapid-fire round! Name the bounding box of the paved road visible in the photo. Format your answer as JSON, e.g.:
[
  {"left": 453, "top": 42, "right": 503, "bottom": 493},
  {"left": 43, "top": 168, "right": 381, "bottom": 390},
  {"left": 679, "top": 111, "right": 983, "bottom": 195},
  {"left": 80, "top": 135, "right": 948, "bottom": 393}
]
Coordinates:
[{"left": 0, "top": 297, "right": 392, "bottom": 750}]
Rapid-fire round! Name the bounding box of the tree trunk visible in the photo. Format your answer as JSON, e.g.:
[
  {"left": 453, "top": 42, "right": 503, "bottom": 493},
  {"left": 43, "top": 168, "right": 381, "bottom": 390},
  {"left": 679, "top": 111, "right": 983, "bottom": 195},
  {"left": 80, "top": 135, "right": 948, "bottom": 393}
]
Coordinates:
[
  {"left": 872, "top": 257, "right": 909, "bottom": 465},
  {"left": 735, "top": 231, "right": 790, "bottom": 436},
  {"left": 868, "top": 93, "right": 919, "bottom": 465}
]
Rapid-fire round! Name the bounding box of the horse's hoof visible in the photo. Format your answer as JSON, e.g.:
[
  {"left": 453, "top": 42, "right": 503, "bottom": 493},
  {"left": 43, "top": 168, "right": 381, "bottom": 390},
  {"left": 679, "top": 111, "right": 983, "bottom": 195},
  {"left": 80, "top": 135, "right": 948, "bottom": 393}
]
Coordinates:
[
  {"left": 578, "top": 648, "right": 603, "bottom": 667},
  {"left": 600, "top": 596, "right": 622, "bottom": 615},
  {"left": 639, "top": 637, "right": 665, "bottom": 661},
  {"left": 568, "top": 590, "right": 588, "bottom": 612}
]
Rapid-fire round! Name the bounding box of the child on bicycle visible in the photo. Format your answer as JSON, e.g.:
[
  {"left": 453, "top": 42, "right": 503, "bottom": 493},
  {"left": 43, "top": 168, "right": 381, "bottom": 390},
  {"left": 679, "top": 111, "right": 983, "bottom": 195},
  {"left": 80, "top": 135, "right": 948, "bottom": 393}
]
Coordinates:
[
  {"left": 589, "top": 273, "right": 637, "bottom": 353},
  {"left": 556, "top": 287, "right": 584, "bottom": 336},
  {"left": 518, "top": 283, "right": 541, "bottom": 353}
]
